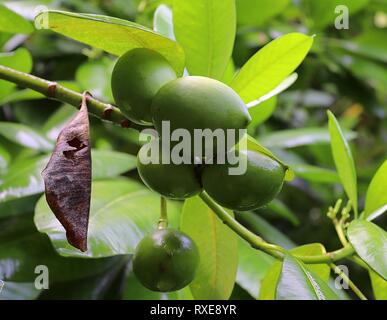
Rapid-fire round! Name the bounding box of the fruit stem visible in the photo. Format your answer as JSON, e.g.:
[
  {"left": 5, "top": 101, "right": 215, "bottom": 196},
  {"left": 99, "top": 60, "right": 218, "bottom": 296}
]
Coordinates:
[
  {"left": 158, "top": 196, "right": 168, "bottom": 229},
  {"left": 329, "top": 263, "right": 368, "bottom": 300},
  {"left": 0, "top": 64, "right": 143, "bottom": 129},
  {"left": 199, "top": 191, "right": 355, "bottom": 264}
]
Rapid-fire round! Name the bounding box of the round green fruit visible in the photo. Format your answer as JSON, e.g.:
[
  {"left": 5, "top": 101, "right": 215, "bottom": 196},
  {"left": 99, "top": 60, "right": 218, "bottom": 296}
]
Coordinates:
[
  {"left": 111, "top": 48, "right": 177, "bottom": 125},
  {"left": 137, "top": 140, "right": 202, "bottom": 199},
  {"left": 133, "top": 228, "right": 199, "bottom": 292},
  {"left": 202, "top": 150, "right": 285, "bottom": 211},
  {"left": 151, "top": 76, "right": 251, "bottom": 157}
]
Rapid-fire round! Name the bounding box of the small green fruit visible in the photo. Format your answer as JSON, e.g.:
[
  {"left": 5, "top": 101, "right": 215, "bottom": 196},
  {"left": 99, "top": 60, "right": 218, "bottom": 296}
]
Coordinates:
[
  {"left": 137, "top": 140, "right": 202, "bottom": 199},
  {"left": 202, "top": 150, "right": 285, "bottom": 211},
  {"left": 111, "top": 48, "right": 176, "bottom": 125},
  {"left": 133, "top": 228, "right": 199, "bottom": 292},
  {"left": 151, "top": 76, "right": 251, "bottom": 157}
]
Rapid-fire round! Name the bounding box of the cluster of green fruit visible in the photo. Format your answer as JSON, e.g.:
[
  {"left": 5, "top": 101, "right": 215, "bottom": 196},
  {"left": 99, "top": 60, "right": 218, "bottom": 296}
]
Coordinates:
[{"left": 111, "top": 48, "right": 286, "bottom": 292}]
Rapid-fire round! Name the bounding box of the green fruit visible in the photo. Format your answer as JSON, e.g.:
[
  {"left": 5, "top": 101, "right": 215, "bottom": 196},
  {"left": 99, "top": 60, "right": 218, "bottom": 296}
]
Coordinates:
[
  {"left": 137, "top": 139, "right": 202, "bottom": 199},
  {"left": 202, "top": 150, "right": 285, "bottom": 211},
  {"left": 133, "top": 228, "right": 199, "bottom": 292},
  {"left": 151, "top": 76, "right": 251, "bottom": 157},
  {"left": 111, "top": 48, "right": 176, "bottom": 125}
]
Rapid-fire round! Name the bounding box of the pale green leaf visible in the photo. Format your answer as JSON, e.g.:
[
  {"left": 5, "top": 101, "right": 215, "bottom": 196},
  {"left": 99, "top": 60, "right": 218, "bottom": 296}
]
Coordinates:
[
  {"left": 153, "top": 4, "right": 175, "bottom": 40},
  {"left": 173, "top": 0, "right": 236, "bottom": 80},
  {"left": 181, "top": 196, "right": 238, "bottom": 300},
  {"left": 364, "top": 160, "right": 387, "bottom": 219},
  {"left": 369, "top": 270, "right": 387, "bottom": 300},
  {"left": 231, "top": 33, "right": 313, "bottom": 103},
  {"left": 0, "top": 4, "right": 33, "bottom": 34},
  {"left": 327, "top": 110, "right": 358, "bottom": 216}
]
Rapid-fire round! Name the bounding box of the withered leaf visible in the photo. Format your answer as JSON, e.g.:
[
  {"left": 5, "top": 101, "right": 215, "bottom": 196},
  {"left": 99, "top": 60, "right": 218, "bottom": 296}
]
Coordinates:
[{"left": 42, "top": 93, "right": 92, "bottom": 252}]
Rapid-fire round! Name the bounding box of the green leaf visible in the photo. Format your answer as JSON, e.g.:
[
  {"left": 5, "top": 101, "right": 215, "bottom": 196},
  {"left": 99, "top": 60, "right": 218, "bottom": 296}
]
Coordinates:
[
  {"left": 181, "top": 196, "right": 238, "bottom": 300},
  {"left": 259, "top": 127, "right": 356, "bottom": 148},
  {"left": 248, "top": 97, "right": 277, "bottom": 130},
  {"left": 0, "top": 150, "right": 136, "bottom": 204},
  {"left": 34, "top": 178, "right": 181, "bottom": 258},
  {"left": 0, "top": 122, "right": 53, "bottom": 151},
  {"left": 35, "top": 10, "right": 185, "bottom": 75},
  {"left": 276, "top": 254, "right": 339, "bottom": 300},
  {"left": 42, "top": 105, "right": 77, "bottom": 141},
  {"left": 302, "top": 0, "right": 369, "bottom": 30},
  {"left": 364, "top": 160, "right": 387, "bottom": 220},
  {"left": 0, "top": 48, "right": 32, "bottom": 99},
  {"left": 173, "top": 0, "right": 236, "bottom": 80},
  {"left": 236, "top": 0, "right": 290, "bottom": 27},
  {"left": 75, "top": 58, "right": 114, "bottom": 102},
  {"left": 236, "top": 212, "right": 295, "bottom": 250},
  {"left": 153, "top": 4, "right": 175, "bottom": 40},
  {"left": 236, "top": 238, "right": 275, "bottom": 298},
  {"left": 0, "top": 143, "right": 10, "bottom": 175},
  {"left": 0, "top": 282, "right": 40, "bottom": 300},
  {"left": 259, "top": 243, "right": 330, "bottom": 299},
  {"left": 0, "top": 4, "right": 33, "bottom": 34},
  {"left": 231, "top": 33, "right": 313, "bottom": 103},
  {"left": 347, "top": 220, "right": 387, "bottom": 280},
  {"left": 369, "top": 270, "right": 387, "bottom": 300},
  {"left": 0, "top": 232, "right": 121, "bottom": 282},
  {"left": 292, "top": 164, "right": 340, "bottom": 184},
  {"left": 327, "top": 110, "right": 358, "bottom": 216},
  {"left": 267, "top": 199, "right": 300, "bottom": 226}
]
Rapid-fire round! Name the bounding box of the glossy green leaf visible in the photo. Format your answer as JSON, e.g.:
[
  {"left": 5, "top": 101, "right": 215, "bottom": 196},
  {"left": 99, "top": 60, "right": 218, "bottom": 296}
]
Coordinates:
[
  {"left": 237, "top": 238, "right": 275, "bottom": 298},
  {"left": 248, "top": 97, "right": 277, "bottom": 130},
  {"left": 259, "top": 243, "right": 330, "bottom": 299},
  {"left": 364, "top": 160, "right": 387, "bottom": 220},
  {"left": 236, "top": 0, "right": 290, "bottom": 26},
  {"left": 0, "top": 48, "right": 33, "bottom": 99},
  {"left": 34, "top": 178, "right": 181, "bottom": 258},
  {"left": 276, "top": 254, "right": 339, "bottom": 300},
  {"left": 231, "top": 33, "right": 313, "bottom": 103},
  {"left": 0, "top": 3, "right": 33, "bottom": 34},
  {"left": 173, "top": 0, "right": 236, "bottom": 80},
  {"left": 328, "top": 111, "right": 358, "bottom": 216},
  {"left": 260, "top": 127, "right": 356, "bottom": 148},
  {"left": 0, "top": 150, "right": 136, "bottom": 204},
  {"left": 181, "top": 196, "right": 238, "bottom": 300},
  {"left": 347, "top": 220, "right": 387, "bottom": 280},
  {"left": 153, "top": 4, "right": 175, "bottom": 40},
  {"left": 0, "top": 282, "right": 40, "bottom": 300},
  {"left": 75, "top": 58, "right": 114, "bottom": 102},
  {"left": 0, "top": 122, "right": 53, "bottom": 151},
  {"left": 369, "top": 270, "right": 387, "bottom": 300},
  {"left": 292, "top": 164, "right": 340, "bottom": 184},
  {"left": 0, "top": 232, "right": 121, "bottom": 282},
  {"left": 302, "top": 0, "right": 369, "bottom": 30},
  {"left": 35, "top": 10, "right": 185, "bottom": 75}
]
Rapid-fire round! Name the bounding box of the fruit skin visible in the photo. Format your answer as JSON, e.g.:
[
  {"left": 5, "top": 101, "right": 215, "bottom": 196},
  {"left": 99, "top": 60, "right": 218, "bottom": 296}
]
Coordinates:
[
  {"left": 151, "top": 76, "right": 251, "bottom": 157},
  {"left": 202, "top": 150, "right": 285, "bottom": 211},
  {"left": 111, "top": 48, "right": 177, "bottom": 125},
  {"left": 133, "top": 228, "right": 199, "bottom": 292},
  {"left": 137, "top": 140, "right": 202, "bottom": 199}
]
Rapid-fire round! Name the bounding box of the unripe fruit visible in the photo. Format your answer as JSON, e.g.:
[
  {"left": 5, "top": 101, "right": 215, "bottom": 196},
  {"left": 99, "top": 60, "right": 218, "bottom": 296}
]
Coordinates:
[
  {"left": 133, "top": 228, "right": 199, "bottom": 292},
  {"left": 111, "top": 48, "right": 177, "bottom": 125},
  {"left": 202, "top": 150, "right": 285, "bottom": 211},
  {"left": 137, "top": 140, "right": 202, "bottom": 199},
  {"left": 151, "top": 76, "right": 251, "bottom": 157}
]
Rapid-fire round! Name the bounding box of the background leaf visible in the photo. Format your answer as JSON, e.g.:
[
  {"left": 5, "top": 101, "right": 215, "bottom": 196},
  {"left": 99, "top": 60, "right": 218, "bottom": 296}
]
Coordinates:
[
  {"left": 231, "top": 33, "right": 313, "bottom": 103},
  {"left": 34, "top": 178, "right": 181, "bottom": 258},
  {"left": 276, "top": 254, "right": 339, "bottom": 300},
  {"left": 369, "top": 270, "right": 387, "bottom": 300},
  {"left": 153, "top": 4, "right": 175, "bottom": 40},
  {"left": 173, "top": 0, "right": 236, "bottom": 80},
  {"left": 181, "top": 196, "right": 238, "bottom": 300},
  {"left": 35, "top": 10, "right": 185, "bottom": 75},
  {"left": 0, "top": 3, "right": 33, "bottom": 34},
  {"left": 327, "top": 111, "right": 358, "bottom": 215},
  {"left": 364, "top": 160, "right": 387, "bottom": 220},
  {"left": 0, "top": 282, "right": 41, "bottom": 300},
  {"left": 347, "top": 220, "right": 387, "bottom": 280}
]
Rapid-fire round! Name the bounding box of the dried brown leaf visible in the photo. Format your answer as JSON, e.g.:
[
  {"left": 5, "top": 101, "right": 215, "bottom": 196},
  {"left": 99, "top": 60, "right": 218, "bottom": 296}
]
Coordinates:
[{"left": 42, "top": 93, "right": 92, "bottom": 252}]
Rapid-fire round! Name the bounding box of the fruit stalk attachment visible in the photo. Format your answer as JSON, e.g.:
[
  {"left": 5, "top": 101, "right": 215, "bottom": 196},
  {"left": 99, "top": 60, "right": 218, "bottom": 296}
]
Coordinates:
[{"left": 158, "top": 196, "right": 168, "bottom": 229}]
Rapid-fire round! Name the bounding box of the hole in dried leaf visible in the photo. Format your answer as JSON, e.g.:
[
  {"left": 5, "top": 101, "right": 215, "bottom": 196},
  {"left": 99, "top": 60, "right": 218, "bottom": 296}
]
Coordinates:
[{"left": 63, "top": 137, "right": 86, "bottom": 159}]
